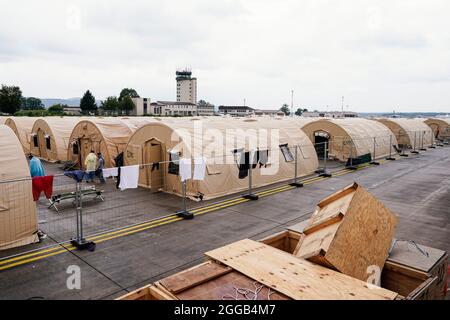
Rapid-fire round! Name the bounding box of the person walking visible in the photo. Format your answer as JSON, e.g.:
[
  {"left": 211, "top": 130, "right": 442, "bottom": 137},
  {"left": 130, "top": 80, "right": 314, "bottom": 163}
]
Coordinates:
[
  {"left": 95, "top": 152, "right": 106, "bottom": 184},
  {"left": 84, "top": 150, "right": 97, "bottom": 183},
  {"left": 29, "top": 154, "right": 45, "bottom": 178}
]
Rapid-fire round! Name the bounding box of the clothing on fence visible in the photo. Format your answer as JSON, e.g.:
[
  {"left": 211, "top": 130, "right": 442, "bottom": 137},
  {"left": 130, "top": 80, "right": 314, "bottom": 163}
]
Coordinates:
[
  {"left": 64, "top": 170, "right": 85, "bottom": 182},
  {"left": 32, "top": 176, "right": 54, "bottom": 201},
  {"left": 29, "top": 156, "right": 45, "bottom": 178},
  {"left": 102, "top": 167, "right": 119, "bottom": 178},
  {"left": 238, "top": 152, "right": 250, "bottom": 179},
  {"left": 118, "top": 165, "right": 139, "bottom": 191},
  {"left": 179, "top": 158, "right": 192, "bottom": 182},
  {"left": 193, "top": 157, "right": 206, "bottom": 181}
]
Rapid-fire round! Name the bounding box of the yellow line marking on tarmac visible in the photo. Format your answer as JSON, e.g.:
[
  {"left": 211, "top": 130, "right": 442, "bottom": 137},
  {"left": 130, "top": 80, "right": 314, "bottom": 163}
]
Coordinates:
[{"left": 0, "top": 160, "right": 388, "bottom": 271}]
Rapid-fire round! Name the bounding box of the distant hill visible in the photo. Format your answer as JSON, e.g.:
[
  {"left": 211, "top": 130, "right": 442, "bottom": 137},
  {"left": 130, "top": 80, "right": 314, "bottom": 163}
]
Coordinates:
[
  {"left": 41, "top": 98, "right": 81, "bottom": 108},
  {"left": 41, "top": 98, "right": 102, "bottom": 108}
]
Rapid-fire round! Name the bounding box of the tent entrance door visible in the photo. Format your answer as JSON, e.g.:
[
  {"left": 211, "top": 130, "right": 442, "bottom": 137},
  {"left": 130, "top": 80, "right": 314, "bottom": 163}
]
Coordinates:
[
  {"left": 145, "top": 139, "right": 163, "bottom": 191},
  {"left": 37, "top": 129, "right": 48, "bottom": 160},
  {"left": 80, "top": 138, "right": 91, "bottom": 169},
  {"left": 314, "top": 131, "right": 330, "bottom": 160}
]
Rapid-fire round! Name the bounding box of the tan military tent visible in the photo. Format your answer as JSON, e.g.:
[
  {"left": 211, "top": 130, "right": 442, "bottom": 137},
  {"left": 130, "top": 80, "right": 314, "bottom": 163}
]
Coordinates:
[
  {"left": 424, "top": 118, "right": 450, "bottom": 140},
  {"left": 123, "top": 118, "right": 319, "bottom": 200},
  {"left": 30, "top": 117, "right": 81, "bottom": 162},
  {"left": 0, "top": 116, "right": 6, "bottom": 124},
  {"left": 376, "top": 118, "right": 433, "bottom": 149},
  {"left": 0, "top": 125, "right": 39, "bottom": 250},
  {"left": 67, "top": 117, "right": 165, "bottom": 168},
  {"left": 4, "top": 117, "right": 40, "bottom": 154},
  {"left": 300, "top": 118, "right": 398, "bottom": 161}
]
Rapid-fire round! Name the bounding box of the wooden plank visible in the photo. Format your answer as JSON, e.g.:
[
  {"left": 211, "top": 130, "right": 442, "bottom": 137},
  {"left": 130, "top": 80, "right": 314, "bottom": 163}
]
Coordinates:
[
  {"left": 205, "top": 239, "right": 398, "bottom": 300},
  {"left": 151, "top": 283, "right": 179, "bottom": 300},
  {"left": 176, "top": 271, "right": 290, "bottom": 300},
  {"left": 316, "top": 182, "right": 357, "bottom": 208},
  {"left": 303, "top": 212, "right": 344, "bottom": 235},
  {"left": 309, "top": 190, "right": 355, "bottom": 226},
  {"left": 294, "top": 222, "right": 340, "bottom": 258},
  {"left": 159, "top": 261, "right": 233, "bottom": 294},
  {"left": 388, "top": 240, "right": 446, "bottom": 272},
  {"left": 116, "top": 285, "right": 153, "bottom": 300}
]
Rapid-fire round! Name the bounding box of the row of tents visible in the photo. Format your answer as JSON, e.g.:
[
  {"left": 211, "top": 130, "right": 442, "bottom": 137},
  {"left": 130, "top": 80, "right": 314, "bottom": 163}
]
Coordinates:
[
  {"left": 0, "top": 116, "right": 449, "bottom": 250},
  {"left": 0, "top": 116, "right": 448, "bottom": 200}
]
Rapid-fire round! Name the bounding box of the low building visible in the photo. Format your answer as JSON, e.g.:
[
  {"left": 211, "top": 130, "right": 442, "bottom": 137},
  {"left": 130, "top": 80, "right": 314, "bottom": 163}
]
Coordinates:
[
  {"left": 218, "top": 106, "right": 255, "bottom": 117},
  {"left": 63, "top": 106, "right": 82, "bottom": 115},
  {"left": 254, "top": 109, "right": 285, "bottom": 117},
  {"left": 150, "top": 101, "right": 197, "bottom": 116},
  {"left": 302, "top": 111, "right": 358, "bottom": 118},
  {"left": 197, "top": 104, "right": 215, "bottom": 116},
  {"left": 131, "top": 97, "right": 151, "bottom": 116}
]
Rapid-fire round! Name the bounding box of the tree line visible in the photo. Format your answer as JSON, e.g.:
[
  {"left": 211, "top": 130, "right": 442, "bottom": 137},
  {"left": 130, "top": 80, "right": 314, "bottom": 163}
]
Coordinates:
[{"left": 0, "top": 84, "right": 140, "bottom": 116}]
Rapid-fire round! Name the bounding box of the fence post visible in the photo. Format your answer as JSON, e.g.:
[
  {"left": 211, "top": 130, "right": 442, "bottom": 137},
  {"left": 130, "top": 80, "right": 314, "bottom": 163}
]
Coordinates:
[
  {"left": 387, "top": 135, "right": 396, "bottom": 160},
  {"left": 370, "top": 137, "right": 380, "bottom": 165},
  {"left": 290, "top": 145, "right": 304, "bottom": 187},
  {"left": 177, "top": 179, "right": 193, "bottom": 219},
  {"left": 411, "top": 131, "right": 419, "bottom": 154},
  {"left": 243, "top": 150, "right": 259, "bottom": 200},
  {"left": 347, "top": 139, "right": 357, "bottom": 170},
  {"left": 71, "top": 181, "right": 95, "bottom": 250},
  {"left": 420, "top": 131, "right": 427, "bottom": 151},
  {"left": 429, "top": 132, "right": 436, "bottom": 148},
  {"left": 319, "top": 141, "right": 332, "bottom": 177}
]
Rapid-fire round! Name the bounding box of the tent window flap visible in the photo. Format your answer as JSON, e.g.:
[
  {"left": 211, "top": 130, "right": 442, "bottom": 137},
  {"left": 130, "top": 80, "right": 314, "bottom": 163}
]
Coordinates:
[
  {"left": 45, "top": 137, "right": 51, "bottom": 150},
  {"left": 280, "top": 144, "right": 294, "bottom": 162},
  {"left": 168, "top": 151, "right": 180, "bottom": 175}
]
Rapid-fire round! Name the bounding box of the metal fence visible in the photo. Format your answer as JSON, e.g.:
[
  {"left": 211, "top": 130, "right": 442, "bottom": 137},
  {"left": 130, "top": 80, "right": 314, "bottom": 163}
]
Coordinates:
[{"left": 0, "top": 131, "right": 448, "bottom": 260}]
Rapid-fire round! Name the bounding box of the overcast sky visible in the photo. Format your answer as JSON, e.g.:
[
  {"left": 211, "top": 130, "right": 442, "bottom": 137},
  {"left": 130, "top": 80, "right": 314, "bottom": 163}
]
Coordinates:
[{"left": 1, "top": 0, "right": 449, "bottom": 112}]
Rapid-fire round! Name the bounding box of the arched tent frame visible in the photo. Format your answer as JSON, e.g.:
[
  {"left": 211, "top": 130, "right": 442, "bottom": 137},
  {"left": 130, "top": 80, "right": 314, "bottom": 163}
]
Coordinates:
[
  {"left": 376, "top": 118, "right": 433, "bottom": 149},
  {"left": 4, "top": 117, "right": 40, "bottom": 154},
  {"left": 123, "top": 118, "right": 319, "bottom": 200},
  {"left": 0, "top": 125, "right": 38, "bottom": 250},
  {"left": 30, "top": 117, "right": 81, "bottom": 162},
  {"left": 424, "top": 118, "right": 450, "bottom": 140},
  {"left": 300, "top": 118, "right": 399, "bottom": 162}
]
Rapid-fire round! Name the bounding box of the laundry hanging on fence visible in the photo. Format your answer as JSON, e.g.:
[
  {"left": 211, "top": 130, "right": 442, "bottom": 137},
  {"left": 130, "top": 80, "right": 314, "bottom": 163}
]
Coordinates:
[
  {"left": 102, "top": 167, "right": 119, "bottom": 178},
  {"left": 118, "top": 165, "right": 139, "bottom": 191},
  {"left": 179, "top": 158, "right": 192, "bottom": 182},
  {"left": 64, "top": 170, "right": 85, "bottom": 182},
  {"left": 193, "top": 157, "right": 206, "bottom": 181},
  {"left": 32, "top": 175, "right": 54, "bottom": 201},
  {"left": 238, "top": 152, "right": 250, "bottom": 179},
  {"left": 258, "top": 149, "right": 269, "bottom": 168}
]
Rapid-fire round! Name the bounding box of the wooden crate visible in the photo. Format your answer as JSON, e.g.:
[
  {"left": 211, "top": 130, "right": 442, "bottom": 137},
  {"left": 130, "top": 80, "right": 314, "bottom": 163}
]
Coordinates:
[
  {"left": 259, "top": 230, "right": 438, "bottom": 300},
  {"left": 293, "top": 182, "right": 398, "bottom": 281},
  {"left": 387, "top": 240, "right": 448, "bottom": 300}
]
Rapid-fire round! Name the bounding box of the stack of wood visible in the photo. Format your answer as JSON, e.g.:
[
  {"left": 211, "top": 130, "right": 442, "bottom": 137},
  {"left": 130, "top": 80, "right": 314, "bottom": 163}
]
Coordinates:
[{"left": 118, "top": 182, "right": 447, "bottom": 300}]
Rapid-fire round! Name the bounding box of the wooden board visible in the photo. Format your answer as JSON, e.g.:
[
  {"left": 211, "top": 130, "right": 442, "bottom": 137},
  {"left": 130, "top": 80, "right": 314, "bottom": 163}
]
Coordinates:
[
  {"left": 310, "top": 190, "right": 355, "bottom": 226},
  {"left": 287, "top": 219, "right": 310, "bottom": 234},
  {"left": 205, "top": 239, "right": 398, "bottom": 300},
  {"left": 388, "top": 240, "right": 446, "bottom": 272},
  {"left": 294, "top": 223, "right": 340, "bottom": 258},
  {"left": 176, "top": 270, "right": 289, "bottom": 300},
  {"left": 159, "top": 261, "right": 232, "bottom": 294}
]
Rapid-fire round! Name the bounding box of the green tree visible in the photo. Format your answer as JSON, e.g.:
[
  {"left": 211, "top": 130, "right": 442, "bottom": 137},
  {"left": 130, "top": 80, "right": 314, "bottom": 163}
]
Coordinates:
[
  {"left": 80, "top": 90, "right": 97, "bottom": 115},
  {"left": 101, "top": 96, "right": 119, "bottom": 115},
  {"left": 119, "top": 88, "right": 139, "bottom": 102},
  {"left": 279, "top": 103, "right": 290, "bottom": 116},
  {"left": 0, "top": 85, "right": 23, "bottom": 114},
  {"left": 48, "top": 104, "right": 66, "bottom": 115},
  {"left": 21, "top": 97, "right": 45, "bottom": 110},
  {"left": 197, "top": 99, "right": 215, "bottom": 112},
  {"left": 295, "top": 108, "right": 308, "bottom": 116},
  {"left": 119, "top": 96, "right": 135, "bottom": 115}
]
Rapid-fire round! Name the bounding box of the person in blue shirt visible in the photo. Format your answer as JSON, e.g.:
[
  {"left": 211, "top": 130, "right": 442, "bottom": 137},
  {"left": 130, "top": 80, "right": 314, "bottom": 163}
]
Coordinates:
[{"left": 29, "top": 154, "right": 45, "bottom": 177}]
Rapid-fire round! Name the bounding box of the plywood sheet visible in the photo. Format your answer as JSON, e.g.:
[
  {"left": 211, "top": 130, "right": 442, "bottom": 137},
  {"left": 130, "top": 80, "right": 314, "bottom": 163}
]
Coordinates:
[{"left": 205, "top": 239, "right": 398, "bottom": 300}]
